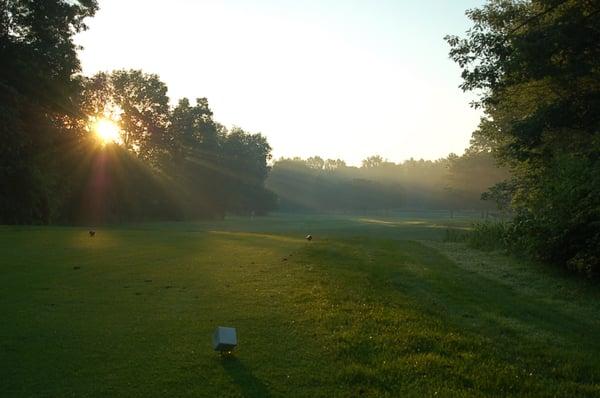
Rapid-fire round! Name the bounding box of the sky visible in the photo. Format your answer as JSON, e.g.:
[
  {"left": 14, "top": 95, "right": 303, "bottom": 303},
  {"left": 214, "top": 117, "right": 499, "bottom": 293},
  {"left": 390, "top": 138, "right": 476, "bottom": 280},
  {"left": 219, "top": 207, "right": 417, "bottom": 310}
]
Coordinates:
[{"left": 75, "top": 0, "right": 485, "bottom": 166}]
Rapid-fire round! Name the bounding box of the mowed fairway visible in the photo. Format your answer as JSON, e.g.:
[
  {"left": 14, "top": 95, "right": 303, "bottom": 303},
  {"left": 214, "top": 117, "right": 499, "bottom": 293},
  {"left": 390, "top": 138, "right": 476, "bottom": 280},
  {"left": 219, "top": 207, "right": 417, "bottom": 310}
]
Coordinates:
[{"left": 1, "top": 214, "right": 600, "bottom": 397}]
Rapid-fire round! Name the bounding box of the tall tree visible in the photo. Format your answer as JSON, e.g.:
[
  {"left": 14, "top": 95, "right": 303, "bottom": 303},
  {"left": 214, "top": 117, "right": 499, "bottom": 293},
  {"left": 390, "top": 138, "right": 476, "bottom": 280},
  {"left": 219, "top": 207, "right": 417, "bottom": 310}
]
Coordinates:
[
  {"left": 220, "top": 128, "right": 275, "bottom": 215},
  {"left": 169, "top": 97, "right": 218, "bottom": 161},
  {"left": 82, "top": 70, "right": 172, "bottom": 163},
  {"left": 0, "top": 0, "right": 98, "bottom": 223},
  {"left": 166, "top": 97, "right": 222, "bottom": 218},
  {"left": 447, "top": 0, "right": 600, "bottom": 276}
]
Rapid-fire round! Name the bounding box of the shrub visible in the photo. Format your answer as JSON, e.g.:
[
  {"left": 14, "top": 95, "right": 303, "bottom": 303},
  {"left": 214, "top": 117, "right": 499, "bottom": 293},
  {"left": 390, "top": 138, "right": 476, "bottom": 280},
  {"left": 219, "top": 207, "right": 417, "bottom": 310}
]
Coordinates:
[
  {"left": 444, "top": 228, "right": 469, "bottom": 243},
  {"left": 445, "top": 222, "right": 511, "bottom": 252},
  {"left": 466, "top": 221, "right": 511, "bottom": 251}
]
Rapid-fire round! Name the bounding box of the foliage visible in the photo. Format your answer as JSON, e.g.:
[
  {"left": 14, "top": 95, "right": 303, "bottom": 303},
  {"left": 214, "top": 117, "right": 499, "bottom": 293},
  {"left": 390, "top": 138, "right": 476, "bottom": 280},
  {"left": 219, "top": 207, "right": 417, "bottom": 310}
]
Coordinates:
[
  {"left": 447, "top": 0, "right": 600, "bottom": 276},
  {"left": 77, "top": 75, "right": 278, "bottom": 222},
  {"left": 509, "top": 154, "right": 600, "bottom": 278},
  {"left": 0, "top": 1, "right": 275, "bottom": 224},
  {"left": 481, "top": 180, "right": 514, "bottom": 213},
  {"left": 218, "top": 127, "right": 276, "bottom": 216},
  {"left": 81, "top": 70, "right": 173, "bottom": 163},
  {"left": 445, "top": 221, "right": 512, "bottom": 252},
  {"left": 446, "top": 149, "right": 510, "bottom": 210},
  {"left": 267, "top": 153, "right": 508, "bottom": 213},
  {"left": 57, "top": 143, "right": 184, "bottom": 224},
  {"left": 469, "top": 221, "right": 512, "bottom": 251},
  {"left": 0, "top": 0, "right": 98, "bottom": 223}
]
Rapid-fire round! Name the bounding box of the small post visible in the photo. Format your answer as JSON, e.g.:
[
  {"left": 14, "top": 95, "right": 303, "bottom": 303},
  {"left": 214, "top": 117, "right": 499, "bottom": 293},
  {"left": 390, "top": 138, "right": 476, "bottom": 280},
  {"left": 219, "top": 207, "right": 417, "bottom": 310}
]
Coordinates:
[{"left": 213, "top": 326, "right": 237, "bottom": 356}]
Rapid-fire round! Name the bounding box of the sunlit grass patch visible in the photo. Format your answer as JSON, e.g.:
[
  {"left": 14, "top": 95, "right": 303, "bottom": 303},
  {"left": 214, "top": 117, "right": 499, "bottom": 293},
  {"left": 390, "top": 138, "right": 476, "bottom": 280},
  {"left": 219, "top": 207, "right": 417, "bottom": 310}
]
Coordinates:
[
  {"left": 357, "top": 218, "right": 431, "bottom": 226},
  {"left": 208, "top": 230, "right": 305, "bottom": 243},
  {"left": 290, "top": 237, "right": 600, "bottom": 396}
]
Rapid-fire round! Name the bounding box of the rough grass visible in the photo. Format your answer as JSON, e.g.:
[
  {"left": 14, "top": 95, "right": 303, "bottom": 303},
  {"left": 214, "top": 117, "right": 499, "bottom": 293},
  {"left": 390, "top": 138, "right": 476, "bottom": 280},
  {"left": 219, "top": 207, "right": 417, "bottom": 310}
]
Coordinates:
[{"left": 1, "top": 214, "right": 599, "bottom": 397}]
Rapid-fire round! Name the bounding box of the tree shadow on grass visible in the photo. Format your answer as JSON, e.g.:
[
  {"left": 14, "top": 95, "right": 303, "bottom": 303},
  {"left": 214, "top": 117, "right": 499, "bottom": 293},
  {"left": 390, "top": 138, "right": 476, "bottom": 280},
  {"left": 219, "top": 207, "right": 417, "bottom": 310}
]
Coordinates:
[{"left": 221, "top": 356, "right": 271, "bottom": 398}]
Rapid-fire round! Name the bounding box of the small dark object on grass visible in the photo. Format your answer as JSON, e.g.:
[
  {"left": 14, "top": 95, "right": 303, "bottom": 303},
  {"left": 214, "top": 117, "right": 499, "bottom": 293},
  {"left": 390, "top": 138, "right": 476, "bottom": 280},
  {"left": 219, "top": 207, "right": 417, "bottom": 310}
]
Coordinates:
[
  {"left": 89, "top": 230, "right": 96, "bottom": 237},
  {"left": 306, "top": 234, "right": 313, "bottom": 241},
  {"left": 73, "top": 266, "right": 81, "bottom": 270}
]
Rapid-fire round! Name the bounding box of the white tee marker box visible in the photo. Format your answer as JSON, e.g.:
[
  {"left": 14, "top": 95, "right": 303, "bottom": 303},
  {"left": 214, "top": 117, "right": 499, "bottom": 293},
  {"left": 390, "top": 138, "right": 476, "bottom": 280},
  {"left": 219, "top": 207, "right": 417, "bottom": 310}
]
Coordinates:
[{"left": 213, "top": 327, "right": 237, "bottom": 352}]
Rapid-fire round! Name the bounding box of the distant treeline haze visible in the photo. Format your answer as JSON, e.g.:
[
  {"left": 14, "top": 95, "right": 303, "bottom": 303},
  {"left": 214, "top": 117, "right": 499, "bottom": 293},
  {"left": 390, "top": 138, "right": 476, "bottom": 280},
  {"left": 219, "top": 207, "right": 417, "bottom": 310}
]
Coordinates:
[{"left": 267, "top": 153, "right": 509, "bottom": 213}]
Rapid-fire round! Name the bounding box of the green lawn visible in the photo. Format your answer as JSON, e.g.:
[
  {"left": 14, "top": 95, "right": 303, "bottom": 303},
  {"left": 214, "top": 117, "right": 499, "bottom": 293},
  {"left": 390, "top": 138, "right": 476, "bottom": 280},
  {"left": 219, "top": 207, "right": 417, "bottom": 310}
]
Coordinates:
[{"left": 1, "top": 214, "right": 599, "bottom": 397}]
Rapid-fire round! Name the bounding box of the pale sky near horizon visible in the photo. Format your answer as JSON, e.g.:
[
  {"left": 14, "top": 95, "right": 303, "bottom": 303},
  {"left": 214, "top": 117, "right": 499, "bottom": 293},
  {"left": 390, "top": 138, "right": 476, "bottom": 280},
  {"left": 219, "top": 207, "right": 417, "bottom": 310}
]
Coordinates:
[{"left": 75, "top": 0, "right": 485, "bottom": 166}]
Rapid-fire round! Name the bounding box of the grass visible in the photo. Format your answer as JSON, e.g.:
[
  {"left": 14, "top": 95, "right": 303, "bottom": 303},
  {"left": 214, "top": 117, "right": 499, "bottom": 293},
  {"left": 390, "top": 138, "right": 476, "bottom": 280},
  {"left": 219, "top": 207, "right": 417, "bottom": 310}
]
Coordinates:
[{"left": 1, "top": 213, "right": 599, "bottom": 397}]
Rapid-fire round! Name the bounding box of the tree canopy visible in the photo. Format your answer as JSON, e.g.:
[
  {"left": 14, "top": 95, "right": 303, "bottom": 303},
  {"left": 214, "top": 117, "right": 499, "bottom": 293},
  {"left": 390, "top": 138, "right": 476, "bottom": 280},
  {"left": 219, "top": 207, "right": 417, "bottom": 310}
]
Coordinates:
[
  {"left": 267, "top": 153, "right": 507, "bottom": 214},
  {"left": 0, "top": 0, "right": 276, "bottom": 224},
  {"left": 447, "top": 0, "right": 600, "bottom": 276}
]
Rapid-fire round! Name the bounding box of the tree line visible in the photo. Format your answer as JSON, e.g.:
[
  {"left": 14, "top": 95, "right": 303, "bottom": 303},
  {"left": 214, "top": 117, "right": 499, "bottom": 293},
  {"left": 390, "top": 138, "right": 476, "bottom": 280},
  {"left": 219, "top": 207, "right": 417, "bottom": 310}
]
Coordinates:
[
  {"left": 267, "top": 151, "right": 508, "bottom": 214},
  {"left": 1, "top": 1, "right": 275, "bottom": 224}
]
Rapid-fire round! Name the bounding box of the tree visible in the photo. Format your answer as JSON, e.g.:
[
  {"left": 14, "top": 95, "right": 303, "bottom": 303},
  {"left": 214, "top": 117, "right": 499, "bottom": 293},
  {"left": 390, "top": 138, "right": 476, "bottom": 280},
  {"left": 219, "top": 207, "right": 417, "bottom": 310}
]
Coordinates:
[
  {"left": 481, "top": 181, "right": 514, "bottom": 214},
  {"left": 447, "top": 0, "right": 600, "bottom": 276},
  {"left": 446, "top": 150, "right": 510, "bottom": 211},
  {"left": 306, "top": 156, "right": 325, "bottom": 170},
  {"left": 165, "top": 97, "right": 223, "bottom": 218},
  {"left": 324, "top": 159, "right": 346, "bottom": 171},
  {"left": 0, "top": 1, "right": 279, "bottom": 223},
  {"left": 267, "top": 153, "right": 507, "bottom": 213},
  {"left": 361, "top": 155, "right": 384, "bottom": 169},
  {"left": 170, "top": 98, "right": 218, "bottom": 157},
  {"left": 82, "top": 70, "right": 172, "bottom": 164},
  {"left": 0, "top": 0, "right": 98, "bottom": 223},
  {"left": 220, "top": 127, "right": 275, "bottom": 215}
]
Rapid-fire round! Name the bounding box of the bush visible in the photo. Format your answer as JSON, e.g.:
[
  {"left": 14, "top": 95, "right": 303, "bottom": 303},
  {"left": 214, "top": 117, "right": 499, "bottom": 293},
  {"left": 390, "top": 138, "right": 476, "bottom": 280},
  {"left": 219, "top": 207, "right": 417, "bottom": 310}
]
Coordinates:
[
  {"left": 466, "top": 221, "right": 511, "bottom": 251},
  {"left": 445, "top": 221, "right": 511, "bottom": 252},
  {"left": 447, "top": 216, "right": 599, "bottom": 279},
  {"left": 444, "top": 228, "right": 469, "bottom": 243},
  {"left": 507, "top": 155, "right": 600, "bottom": 278},
  {"left": 451, "top": 155, "right": 600, "bottom": 279}
]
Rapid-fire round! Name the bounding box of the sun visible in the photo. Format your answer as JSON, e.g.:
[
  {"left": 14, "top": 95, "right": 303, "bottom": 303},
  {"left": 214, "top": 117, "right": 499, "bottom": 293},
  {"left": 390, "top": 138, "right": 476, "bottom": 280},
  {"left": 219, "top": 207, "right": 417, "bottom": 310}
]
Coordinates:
[{"left": 92, "top": 118, "right": 122, "bottom": 145}]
